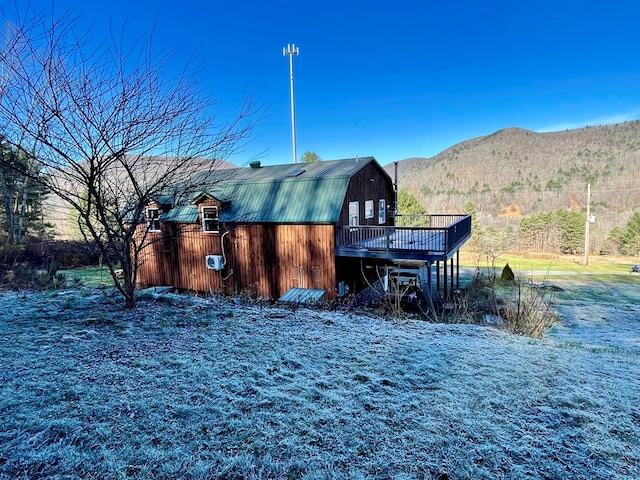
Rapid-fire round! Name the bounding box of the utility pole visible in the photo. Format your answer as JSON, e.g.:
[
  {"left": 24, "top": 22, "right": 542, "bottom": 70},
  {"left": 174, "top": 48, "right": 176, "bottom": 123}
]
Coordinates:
[
  {"left": 584, "top": 183, "right": 591, "bottom": 266},
  {"left": 283, "top": 44, "right": 299, "bottom": 164}
]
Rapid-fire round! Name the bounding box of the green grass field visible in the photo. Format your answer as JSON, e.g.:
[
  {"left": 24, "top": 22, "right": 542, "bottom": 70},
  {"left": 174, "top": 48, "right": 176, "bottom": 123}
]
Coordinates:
[
  {"left": 461, "top": 252, "right": 637, "bottom": 275},
  {"left": 58, "top": 266, "right": 116, "bottom": 287}
]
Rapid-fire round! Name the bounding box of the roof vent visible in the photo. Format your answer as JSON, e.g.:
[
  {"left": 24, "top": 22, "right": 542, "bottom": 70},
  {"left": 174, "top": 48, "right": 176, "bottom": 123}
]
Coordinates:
[
  {"left": 249, "top": 160, "right": 262, "bottom": 169},
  {"left": 287, "top": 169, "right": 305, "bottom": 177}
]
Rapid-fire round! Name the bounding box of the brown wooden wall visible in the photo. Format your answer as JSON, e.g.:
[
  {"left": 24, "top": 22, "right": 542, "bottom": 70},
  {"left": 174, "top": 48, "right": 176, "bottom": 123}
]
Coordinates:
[
  {"left": 338, "top": 161, "right": 395, "bottom": 227},
  {"left": 227, "top": 224, "right": 336, "bottom": 300},
  {"left": 135, "top": 200, "right": 172, "bottom": 289},
  {"left": 137, "top": 222, "right": 338, "bottom": 301},
  {"left": 136, "top": 230, "right": 170, "bottom": 288}
]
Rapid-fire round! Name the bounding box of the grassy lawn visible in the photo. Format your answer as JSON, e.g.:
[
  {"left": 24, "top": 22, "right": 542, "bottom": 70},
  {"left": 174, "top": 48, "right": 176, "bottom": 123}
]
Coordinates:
[
  {"left": 58, "top": 265, "right": 116, "bottom": 287},
  {"left": 461, "top": 251, "right": 638, "bottom": 275},
  {"left": 1, "top": 282, "right": 639, "bottom": 479}
]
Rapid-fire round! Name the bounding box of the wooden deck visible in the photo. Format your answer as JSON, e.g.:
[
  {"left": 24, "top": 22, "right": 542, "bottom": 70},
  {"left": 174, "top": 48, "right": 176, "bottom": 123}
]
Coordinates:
[{"left": 335, "top": 214, "right": 472, "bottom": 262}]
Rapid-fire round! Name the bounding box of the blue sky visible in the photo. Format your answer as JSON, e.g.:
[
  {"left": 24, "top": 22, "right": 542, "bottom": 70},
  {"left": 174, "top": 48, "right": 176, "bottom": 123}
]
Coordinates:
[{"left": 7, "top": 1, "right": 640, "bottom": 166}]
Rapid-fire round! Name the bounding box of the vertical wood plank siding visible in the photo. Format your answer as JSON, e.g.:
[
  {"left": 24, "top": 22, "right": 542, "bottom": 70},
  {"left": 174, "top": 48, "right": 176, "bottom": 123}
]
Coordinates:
[
  {"left": 227, "top": 224, "right": 336, "bottom": 300},
  {"left": 135, "top": 201, "right": 174, "bottom": 289},
  {"left": 136, "top": 230, "right": 169, "bottom": 288},
  {"left": 137, "top": 223, "right": 337, "bottom": 301},
  {"left": 338, "top": 162, "right": 395, "bottom": 227}
]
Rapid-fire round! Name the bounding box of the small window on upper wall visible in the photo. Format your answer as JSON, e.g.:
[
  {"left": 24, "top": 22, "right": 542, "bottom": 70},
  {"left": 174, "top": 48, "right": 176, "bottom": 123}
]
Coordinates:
[
  {"left": 378, "top": 199, "right": 386, "bottom": 224},
  {"left": 349, "top": 201, "right": 359, "bottom": 226},
  {"left": 147, "top": 208, "right": 161, "bottom": 232},
  {"left": 202, "top": 206, "right": 219, "bottom": 233},
  {"left": 365, "top": 200, "right": 374, "bottom": 219}
]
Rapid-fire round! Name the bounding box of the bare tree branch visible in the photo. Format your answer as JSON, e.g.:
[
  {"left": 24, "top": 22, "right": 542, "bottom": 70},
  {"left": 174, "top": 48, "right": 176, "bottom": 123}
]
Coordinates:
[{"left": 0, "top": 7, "right": 264, "bottom": 307}]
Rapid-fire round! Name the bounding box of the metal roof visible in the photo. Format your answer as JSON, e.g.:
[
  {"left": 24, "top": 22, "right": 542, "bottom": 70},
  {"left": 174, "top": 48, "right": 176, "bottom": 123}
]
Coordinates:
[
  {"left": 175, "top": 157, "right": 379, "bottom": 224},
  {"left": 191, "top": 157, "right": 375, "bottom": 185},
  {"left": 212, "top": 177, "right": 349, "bottom": 223},
  {"left": 278, "top": 288, "right": 326, "bottom": 304},
  {"left": 160, "top": 205, "right": 198, "bottom": 223}
]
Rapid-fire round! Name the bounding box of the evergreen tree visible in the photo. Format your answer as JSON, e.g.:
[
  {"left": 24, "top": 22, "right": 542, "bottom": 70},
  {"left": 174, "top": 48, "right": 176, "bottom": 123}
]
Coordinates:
[
  {"left": 557, "top": 209, "right": 584, "bottom": 254},
  {"left": 396, "top": 189, "right": 428, "bottom": 226},
  {"left": 609, "top": 211, "right": 640, "bottom": 256},
  {"left": 0, "top": 139, "right": 47, "bottom": 244}
]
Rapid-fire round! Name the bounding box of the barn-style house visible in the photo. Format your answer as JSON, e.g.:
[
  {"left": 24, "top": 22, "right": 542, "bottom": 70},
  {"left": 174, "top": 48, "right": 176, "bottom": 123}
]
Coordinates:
[{"left": 136, "top": 157, "right": 471, "bottom": 302}]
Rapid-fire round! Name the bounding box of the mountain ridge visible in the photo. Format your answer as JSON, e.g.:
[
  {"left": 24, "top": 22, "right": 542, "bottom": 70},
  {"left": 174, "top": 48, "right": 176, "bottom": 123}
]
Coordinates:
[{"left": 384, "top": 120, "right": 640, "bottom": 251}]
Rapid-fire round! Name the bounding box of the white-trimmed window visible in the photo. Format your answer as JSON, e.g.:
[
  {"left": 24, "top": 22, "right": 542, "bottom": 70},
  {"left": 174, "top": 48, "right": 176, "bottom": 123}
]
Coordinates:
[
  {"left": 378, "top": 199, "right": 386, "bottom": 224},
  {"left": 201, "top": 206, "right": 219, "bottom": 233},
  {"left": 365, "top": 200, "right": 374, "bottom": 219},
  {"left": 349, "top": 201, "right": 359, "bottom": 226},
  {"left": 146, "top": 208, "right": 161, "bottom": 232}
]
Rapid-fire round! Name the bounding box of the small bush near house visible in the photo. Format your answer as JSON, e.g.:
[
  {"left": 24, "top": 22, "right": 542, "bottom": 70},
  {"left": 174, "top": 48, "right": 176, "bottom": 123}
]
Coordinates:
[{"left": 443, "top": 266, "right": 556, "bottom": 338}]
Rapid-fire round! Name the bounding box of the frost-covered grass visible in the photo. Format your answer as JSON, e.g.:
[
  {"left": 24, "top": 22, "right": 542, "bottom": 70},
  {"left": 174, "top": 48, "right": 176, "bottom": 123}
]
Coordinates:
[{"left": 1, "top": 285, "right": 639, "bottom": 479}]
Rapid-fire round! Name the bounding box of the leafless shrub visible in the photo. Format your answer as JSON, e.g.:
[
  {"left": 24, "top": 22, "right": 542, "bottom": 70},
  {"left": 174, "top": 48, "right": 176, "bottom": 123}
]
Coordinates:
[
  {"left": 443, "top": 265, "right": 557, "bottom": 338},
  {"left": 500, "top": 280, "right": 558, "bottom": 338},
  {"left": 440, "top": 268, "right": 496, "bottom": 325}
]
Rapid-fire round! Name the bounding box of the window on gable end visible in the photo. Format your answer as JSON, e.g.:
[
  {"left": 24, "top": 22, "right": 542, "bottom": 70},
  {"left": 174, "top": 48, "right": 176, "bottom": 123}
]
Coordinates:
[
  {"left": 202, "top": 206, "right": 219, "bottom": 233},
  {"left": 147, "top": 208, "right": 161, "bottom": 232},
  {"left": 365, "top": 200, "right": 374, "bottom": 219},
  {"left": 349, "top": 201, "right": 359, "bottom": 226},
  {"left": 378, "top": 199, "right": 386, "bottom": 224}
]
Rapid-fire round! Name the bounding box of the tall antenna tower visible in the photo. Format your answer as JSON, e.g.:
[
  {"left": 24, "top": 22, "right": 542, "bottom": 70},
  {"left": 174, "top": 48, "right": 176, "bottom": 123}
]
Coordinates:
[{"left": 283, "top": 44, "right": 299, "bottom": 164}]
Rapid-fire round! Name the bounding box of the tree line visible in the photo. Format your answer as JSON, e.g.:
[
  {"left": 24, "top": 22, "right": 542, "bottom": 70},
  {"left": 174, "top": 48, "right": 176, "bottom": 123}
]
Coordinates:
[
  {"left": 0, "top": 139, "right": 48, "bottom": 245},
  {"left": 608, "top": 212, "right": 640, "bottom": 256}
]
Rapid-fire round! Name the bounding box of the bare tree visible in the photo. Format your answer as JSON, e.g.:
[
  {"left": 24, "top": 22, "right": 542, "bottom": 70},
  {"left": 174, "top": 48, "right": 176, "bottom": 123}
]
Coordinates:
[{"left": 0, "top": 9, "right": 261, "bottom": 307}]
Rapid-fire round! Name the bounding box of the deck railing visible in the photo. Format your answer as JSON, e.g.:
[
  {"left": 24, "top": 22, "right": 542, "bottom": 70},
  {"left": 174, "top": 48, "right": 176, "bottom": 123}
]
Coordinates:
[
  {"left": 394, "top": 214, "right": 468, "bottom": 228},
  {"left": 336, "top": 214, "right": 471, "bottom": 258}
]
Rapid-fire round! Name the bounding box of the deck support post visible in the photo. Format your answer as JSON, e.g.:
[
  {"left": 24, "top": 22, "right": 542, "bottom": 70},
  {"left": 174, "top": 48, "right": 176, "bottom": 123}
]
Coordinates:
[
  {"left": 450, "top": 256, "right": 454, "bottom": 298},
  {"left": 456, "top": 251, "right": 460, "bottom": 292},
  {"left": 436, "top": 260, "right": 440, "bottom": 295},
  {"left": 443, "top": 259, "right": 448, "bottom": 300}
]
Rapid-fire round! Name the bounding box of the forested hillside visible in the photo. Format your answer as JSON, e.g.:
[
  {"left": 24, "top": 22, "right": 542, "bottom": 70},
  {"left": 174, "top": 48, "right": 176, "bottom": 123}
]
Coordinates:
[{"left": 387, "top": 121, "right": 640, "bottom": 255}]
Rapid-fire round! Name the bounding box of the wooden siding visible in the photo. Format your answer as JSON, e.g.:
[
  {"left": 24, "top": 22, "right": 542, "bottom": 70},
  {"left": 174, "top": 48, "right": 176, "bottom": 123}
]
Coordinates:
[
  {"left": 136, "top": 230, "right": 171, "bottom": 288},
  {"left": 135, "top": 201, "right": 173, "bottom": 289},
  {"left": 172, "top": 224, "right": 224, "bottom": 293},
  {"left": 225, "top": 224, "right": 336, "bottom": 300},
  {"left": 136, "top": 222, "right": 337, "bottom": 301},
  {"left": 338, "top": 161, "right": 395, "bottom": 227}
]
